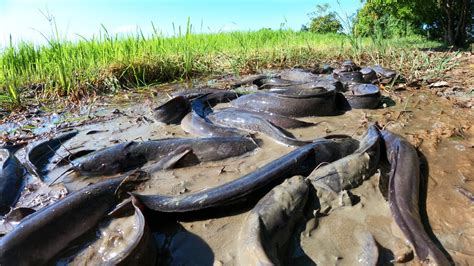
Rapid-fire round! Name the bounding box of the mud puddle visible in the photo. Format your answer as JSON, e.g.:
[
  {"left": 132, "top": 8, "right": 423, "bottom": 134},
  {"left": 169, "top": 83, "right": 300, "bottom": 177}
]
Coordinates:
[{"left": 2, "top": 84, "right": 473, "bottom": 265}]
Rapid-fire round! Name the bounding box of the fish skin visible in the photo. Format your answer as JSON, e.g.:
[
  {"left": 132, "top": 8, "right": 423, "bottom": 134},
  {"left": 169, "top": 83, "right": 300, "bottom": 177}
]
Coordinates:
[
  {"left": 0, "top": 175, "right": 130, "bottom": 265},
  {"left": 371, "top": 65, "right": 397, "bottom": 78},
  {"left": 190, "top": 91, "right": 240, "bottom": 118},
  {"left": 307, "top": 124, "right": 381, "bottom": 192},
  {"left": 153, "top": 96, "right": 190, "bottom": 124},
  {"left": 209, "top": 108, "right": 316, "bottom": 129},
  {"left": 171, "top": 88, "right": 226, "bottom": 100},
  {"left": 230, "top": 90, "right": 336, "bottom": 117},
  {"left": 238, "top": 175, "right": 308, "bottom": 266},
  {"left": 0, "top": 149, "right": 25, "bottom": 215},
  {"left": 208, "top": 110, "right": 311, "bottom": 147},
  {"left": 25, "top": 130, "right": 78, "bottom": 180},
  {"left": 344, "top": 84, "right": 382, "bottom": 109},
  {"left": 254, "top": 77, "right": 301, "bottom": 89},
  {"left": 181, "top": 112, "right": 248, "bottom": 138},
  {"left": 73, "top": 137, "right": 257, "bottom": 176},
  {"left": 134, "top": 136, "right": 359, "bottom": 212},
  {"left": 382, "top": 130, "right": 450, "bottom": 265}
]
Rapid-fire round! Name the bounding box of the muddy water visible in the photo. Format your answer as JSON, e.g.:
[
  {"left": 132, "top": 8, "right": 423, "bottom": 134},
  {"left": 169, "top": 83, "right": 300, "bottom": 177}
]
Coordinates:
[
  {"left": 294, "top": 173, "right": 400, "bottom": 265},
  {"left": 6, "top": 88, "right": 474, "bottom": 265},
  {"left": 67, "top": 214, "right": 139, "bottom": 265}
]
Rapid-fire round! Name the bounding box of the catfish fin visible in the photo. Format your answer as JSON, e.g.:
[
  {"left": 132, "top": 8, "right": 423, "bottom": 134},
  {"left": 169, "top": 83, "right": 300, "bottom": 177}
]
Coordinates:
[
  {"left": 145, "top": 146, "right": 193, "bottom": 173},
  {"left": 115, "top": 170, "right": 150, "bottom": 200}
]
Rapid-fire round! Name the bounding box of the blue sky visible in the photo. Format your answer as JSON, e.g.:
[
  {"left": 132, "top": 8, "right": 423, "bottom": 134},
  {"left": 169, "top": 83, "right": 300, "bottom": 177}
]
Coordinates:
[{"left": 0, "top": 0, "right": 361, "bottom": 47}]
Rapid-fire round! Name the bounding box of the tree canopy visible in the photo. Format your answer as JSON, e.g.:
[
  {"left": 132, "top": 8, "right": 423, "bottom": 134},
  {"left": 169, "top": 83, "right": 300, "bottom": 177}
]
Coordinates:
[
  {"left": 353, "top": 0, "right": 472, "bottom": 47},
  {"left": 303, "top": 4, "right": 343, "bottom": 34}
]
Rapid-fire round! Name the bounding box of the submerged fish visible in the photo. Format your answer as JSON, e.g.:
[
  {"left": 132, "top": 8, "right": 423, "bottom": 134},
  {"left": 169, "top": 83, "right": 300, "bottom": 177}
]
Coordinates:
[
  {"left": 0, "top": 149, "right": 25, "bottom": 215},
  {"left": 134, "top": 136, "right": 359, "bottom": 212},
  {"left": 238, "top": 176, "right": 308, "bottom": 265},
  {"left": 382, "top": 130, "right": 449, "bottom": 265}
]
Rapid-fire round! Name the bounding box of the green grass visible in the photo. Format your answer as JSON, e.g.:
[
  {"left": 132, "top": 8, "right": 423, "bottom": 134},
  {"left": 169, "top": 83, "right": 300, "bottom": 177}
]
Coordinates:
[{"left": 0, "top": 26, "right": 453, "bottom": 109}]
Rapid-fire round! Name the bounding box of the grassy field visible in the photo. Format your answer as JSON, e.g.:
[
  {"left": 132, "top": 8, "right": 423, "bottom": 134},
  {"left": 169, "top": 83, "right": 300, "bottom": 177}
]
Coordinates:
[{"left": 0, "top": 26, "right": 455, "bottom": 109}]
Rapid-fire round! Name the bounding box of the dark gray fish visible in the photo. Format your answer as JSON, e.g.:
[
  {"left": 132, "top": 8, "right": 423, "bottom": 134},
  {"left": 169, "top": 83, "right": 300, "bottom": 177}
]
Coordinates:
[
  {"left": 382, "top": 130, "right": 450, "bottom": 265},
  {"left": 212, "top": 108, "right": 316, "bottom": 129},
  {"left": 54, "top": 149, "right": 95, "bottom": 167},
  {"left": 238, "top": 176, "right": 308, "bottom": 265},
  {"left": 311, "top": 75, "right": 344, "bottom": 92},
  {"left": 134, "top": 136, "right": 359, "bottom": 212},
  {"left": 171, "top": 88, "right": 225, "bottom": 100},
  {"left": 308, "top": 124, "right": 381, "bottom": 192},
  {"left": 26, "top": 130, "right": 78, "bottom": 180},
  {"left": 268, "top": 87, "right": 330, "bottom": 98},
  {"left": 181, "top": 112, "right": 248, "bottom": 138},
  {"left": 254, "top": 77, "right": 301, "bottom": 89},
  {"left": 344, "top": 84, "right": 382, "bottom": 109},
  {"left": 153, "top": 96, "right": 190, "bottom": 124},
  {"left": 341, "top": 60, "right": 361, "bottom": 72},
  {"left": 371, "top": 65, "right": 397, "bottom": 79},
  {"left": 333, "top": 71, "right": 365, "bottom": 88},
  {"left": 230, "top": 89, "right": 336, "bottom": 117},
  {"left": 198, "top": 91, "right": 240, "bottom": 104},
  {"left": 0, "top": 149, "right": 24, "bottom": 215},
  {"left": 320, "top": 64, "right": 334, "bottom": 74},
  {"left": 360, "top": 67, "right": 378, "bottom": 84},
  {"left": 70, "top": 137, "right": 257, "bottom": 177},
  {"left": 208, "top": 110, "right": 311, "bottom": 146},
  {"left": 0, "top": 172, "right": 145, "bottom": 265},
  {"left": 191, "top": 91, "right": 240, "bottom": 118},
  {"left": 278, "top": 71, "right": 343, "bottom": 91},
  {"left": 230, "top": 74, "right": 268, "bottom": 89}
]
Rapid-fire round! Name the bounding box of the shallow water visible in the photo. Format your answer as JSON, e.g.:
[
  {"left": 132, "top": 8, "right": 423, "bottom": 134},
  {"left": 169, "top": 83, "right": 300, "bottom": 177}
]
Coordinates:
[{"left": 4, "top": 86, "right": 474, "bottom": 265}]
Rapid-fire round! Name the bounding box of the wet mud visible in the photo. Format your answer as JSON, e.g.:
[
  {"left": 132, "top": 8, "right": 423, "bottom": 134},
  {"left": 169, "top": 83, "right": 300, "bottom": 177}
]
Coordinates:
[{"left": 0, "top": 69, "right": 473, "bottom": 265}]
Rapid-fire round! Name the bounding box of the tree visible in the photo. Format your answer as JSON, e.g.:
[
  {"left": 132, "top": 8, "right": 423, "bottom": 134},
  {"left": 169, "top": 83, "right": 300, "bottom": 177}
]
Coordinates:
[
  {"left": 354, "top": 0, "right": 472, "bottom": 47},
  {"left": 439, "top": 0, "right": 471, "bottom": 46},
  {"left": 305, "top": 4, "right": 343, "bottom": 34},
  {"left": 354, "top": 0, "right": 440, "bottom": 37}
]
